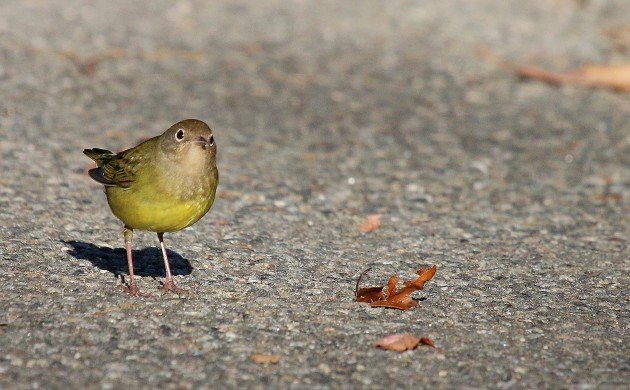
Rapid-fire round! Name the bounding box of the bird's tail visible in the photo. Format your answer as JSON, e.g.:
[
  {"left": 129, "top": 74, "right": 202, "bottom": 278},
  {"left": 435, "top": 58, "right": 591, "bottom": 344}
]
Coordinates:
[{"left": 83, "top": 148, "right": 115, "bottom": 167}]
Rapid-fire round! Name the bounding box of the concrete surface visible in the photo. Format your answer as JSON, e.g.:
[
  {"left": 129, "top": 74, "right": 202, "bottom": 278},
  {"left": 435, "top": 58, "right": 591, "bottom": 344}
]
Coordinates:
[{"left": 0, "top": 0, "right": 628, "bottom": 388}]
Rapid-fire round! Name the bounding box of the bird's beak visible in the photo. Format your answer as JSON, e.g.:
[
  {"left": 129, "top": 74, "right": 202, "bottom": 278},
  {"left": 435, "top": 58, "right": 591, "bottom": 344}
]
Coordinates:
[{"left": 194, "top": 136, "right": 209, "bottom": 149}]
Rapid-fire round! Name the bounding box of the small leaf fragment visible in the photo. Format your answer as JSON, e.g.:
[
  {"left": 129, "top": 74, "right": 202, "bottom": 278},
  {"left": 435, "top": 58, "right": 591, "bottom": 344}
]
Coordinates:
[
  {"left": 374, "top": 334, "right": 420, "bottom": 352},
  {"left": 386, "top": 276, "right": 399, "bottom": 296},
  {"left": 356, "top": 286, "right": 386, "bottom": 303},
  {"left": 251, "top": 354, "right": 280, "bottom": 364},
  {"left": 479, "top": 48, "right": 630, "bottom": 92},
  {"left": 369, "top": 294, "right": 418, "bottom": 310},
  {"left": 419, "top": 337, "right": 436, "bottom": 348},
  {"left": 359, "top": 214, "right": 381, "bottom": 233},
  {"left": 356, "top": 268, "right": 387, "bottom": 302}
]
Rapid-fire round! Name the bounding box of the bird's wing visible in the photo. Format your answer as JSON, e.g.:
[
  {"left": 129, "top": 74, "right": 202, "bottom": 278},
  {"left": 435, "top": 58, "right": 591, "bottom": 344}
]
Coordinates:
[
  {"left": 84, "top": 143, "right": 152, "bottom": 188},
  {"left": 83, "top": 148, "right": 116, "bottom": 167}
]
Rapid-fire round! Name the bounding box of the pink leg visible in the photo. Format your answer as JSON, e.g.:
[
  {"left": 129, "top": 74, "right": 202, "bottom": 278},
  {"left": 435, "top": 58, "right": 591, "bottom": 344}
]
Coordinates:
[
  {"left": 158, "top": 233, "right": 186, "bottom": 294},
  {"left": 121, "top": 228, "right": 151, "bottom": 297}
]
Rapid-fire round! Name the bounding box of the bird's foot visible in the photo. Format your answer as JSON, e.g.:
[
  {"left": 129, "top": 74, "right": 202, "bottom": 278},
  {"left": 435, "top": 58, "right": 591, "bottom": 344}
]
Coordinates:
[
  {"left": 160, "top": 279, "right": 187, "bottom": 295},
  {"left": 121, "top": 283, "right": 154, "bottom": 298}
]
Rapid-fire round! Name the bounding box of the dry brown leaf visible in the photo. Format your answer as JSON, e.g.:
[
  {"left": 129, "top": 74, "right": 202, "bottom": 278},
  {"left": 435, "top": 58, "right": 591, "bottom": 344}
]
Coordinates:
[
  {"left": 419, "top": 337, "right": 436, "bottom": 348},
  {"left": 374, "top": 334, "right": 420, "bottom": 352},
  {"left": 355, "top": 286, "right": 386, "bottom": 303},
  {"left": 356, "top": 265, "right": 437, "bottom": 310},
  {"left": 479, "top": 47, "right": 630, "bottom": 92},
  {"left": 515, "top": 64, "right": 630, "bottom": 92},
  {"left": 359, "top": 214, "right": 381, "bottom": 233},
  {"left": 355, "top": 267, "right": 387, "bottom": 303},
  {"left": 251, "top": 354, "right": 280, "bottom": 364}
]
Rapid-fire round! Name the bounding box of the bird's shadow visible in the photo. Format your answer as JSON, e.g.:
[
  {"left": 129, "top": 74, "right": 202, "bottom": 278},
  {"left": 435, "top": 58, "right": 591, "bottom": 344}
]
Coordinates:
[{"left": 63, "top": 240, "right": 193, "bottom": 278}]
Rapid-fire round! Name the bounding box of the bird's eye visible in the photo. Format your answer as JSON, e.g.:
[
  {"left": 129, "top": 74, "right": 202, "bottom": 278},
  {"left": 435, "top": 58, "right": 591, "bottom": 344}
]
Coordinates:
[
  {"left": 176, "top": 129, "right": 185, "bottom": 141},
  {"left": 209, "top": 135, "right": 214, "bottom": 145}
]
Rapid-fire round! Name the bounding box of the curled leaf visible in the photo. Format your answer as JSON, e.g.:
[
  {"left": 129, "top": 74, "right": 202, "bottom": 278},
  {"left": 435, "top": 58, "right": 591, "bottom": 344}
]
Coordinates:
[
  {"left": 356, "top": 286, "right": 386, "bottom": 303},
  {"left": 356, "top": 265, "right": 437, "bottom": 310},
  {"left": 355, "top": 267, "right": 386, "bottom": 303}
]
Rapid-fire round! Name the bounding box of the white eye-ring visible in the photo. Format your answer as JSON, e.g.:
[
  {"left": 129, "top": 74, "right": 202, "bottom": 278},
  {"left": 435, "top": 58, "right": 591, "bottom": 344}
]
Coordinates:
[{"left": 176, "top": 129, "right": 185, "bottom": 141}]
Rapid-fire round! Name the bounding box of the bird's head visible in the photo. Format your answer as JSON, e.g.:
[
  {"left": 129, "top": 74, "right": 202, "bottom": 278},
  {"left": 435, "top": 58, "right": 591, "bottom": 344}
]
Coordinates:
[{"left": 160, "top": 119, "right": 217, "bottom": 163}]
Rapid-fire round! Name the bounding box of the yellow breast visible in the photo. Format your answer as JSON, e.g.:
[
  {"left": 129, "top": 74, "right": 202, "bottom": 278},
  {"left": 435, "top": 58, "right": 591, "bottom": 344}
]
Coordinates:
[{"left": 105, "top": 175, "right": 217, "bottom": 232}]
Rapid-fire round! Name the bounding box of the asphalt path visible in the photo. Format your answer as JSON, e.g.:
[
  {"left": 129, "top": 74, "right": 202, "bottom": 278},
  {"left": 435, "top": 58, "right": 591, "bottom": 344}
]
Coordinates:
[{"left": 0, "top": 1, "right": 628, "bottom": 388}]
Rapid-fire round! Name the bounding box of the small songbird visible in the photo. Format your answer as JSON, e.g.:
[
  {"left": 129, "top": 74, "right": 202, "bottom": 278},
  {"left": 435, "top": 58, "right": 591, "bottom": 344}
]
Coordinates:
[{"left": 84, "top": 119, "right": 219, "bottom": 296}]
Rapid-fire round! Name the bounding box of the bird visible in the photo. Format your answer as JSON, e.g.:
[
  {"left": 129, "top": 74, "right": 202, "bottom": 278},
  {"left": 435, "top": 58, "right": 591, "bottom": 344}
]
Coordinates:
[{"left": 83, "top": 119, "right": 219, "bottom": 296}]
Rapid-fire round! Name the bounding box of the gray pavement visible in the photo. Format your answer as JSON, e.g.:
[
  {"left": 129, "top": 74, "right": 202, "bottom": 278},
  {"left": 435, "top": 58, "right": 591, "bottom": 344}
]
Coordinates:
[{"left": 1, "top": 0, "right": 629, "bottom": 388}]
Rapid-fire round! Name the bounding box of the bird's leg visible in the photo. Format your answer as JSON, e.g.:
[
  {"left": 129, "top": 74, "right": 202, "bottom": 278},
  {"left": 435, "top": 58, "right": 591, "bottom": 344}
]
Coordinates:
[
  {"left": 121, "top": 228, "right": 150, "bottom": 297},
  {"left": 158, "top": 232, "right": 186, "bottom": 294}
]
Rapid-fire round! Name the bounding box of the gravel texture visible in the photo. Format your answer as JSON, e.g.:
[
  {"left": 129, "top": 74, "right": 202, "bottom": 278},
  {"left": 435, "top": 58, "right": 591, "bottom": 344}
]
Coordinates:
[{"left": 0, "top": 0, "right": 628, "bottom": 388}]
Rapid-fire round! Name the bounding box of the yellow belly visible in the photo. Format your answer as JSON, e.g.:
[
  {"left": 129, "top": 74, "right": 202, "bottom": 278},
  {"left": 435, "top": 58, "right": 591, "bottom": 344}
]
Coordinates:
[{"left": 105, "top": 185, "right": 215, "bottom": 232}]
